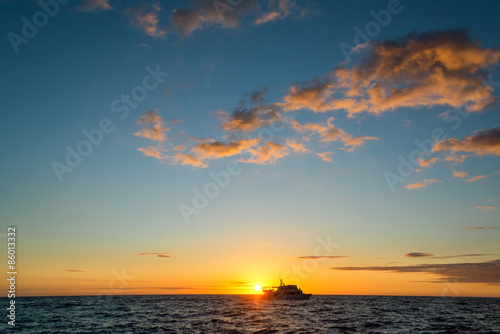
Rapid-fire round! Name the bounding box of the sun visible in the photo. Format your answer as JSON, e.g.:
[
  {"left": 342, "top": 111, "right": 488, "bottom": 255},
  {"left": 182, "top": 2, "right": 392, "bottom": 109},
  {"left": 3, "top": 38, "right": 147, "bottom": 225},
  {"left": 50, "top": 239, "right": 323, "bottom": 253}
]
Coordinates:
[{"left": 254, "top": 284, "right": 261, "bottom": 292}]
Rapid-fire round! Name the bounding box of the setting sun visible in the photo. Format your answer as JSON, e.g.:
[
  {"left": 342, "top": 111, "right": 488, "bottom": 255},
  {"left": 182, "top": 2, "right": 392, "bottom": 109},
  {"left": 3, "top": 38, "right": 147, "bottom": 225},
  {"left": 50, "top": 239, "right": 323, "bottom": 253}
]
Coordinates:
[{"left": 254, "top": 285, "right": 261, "bottom": 292}]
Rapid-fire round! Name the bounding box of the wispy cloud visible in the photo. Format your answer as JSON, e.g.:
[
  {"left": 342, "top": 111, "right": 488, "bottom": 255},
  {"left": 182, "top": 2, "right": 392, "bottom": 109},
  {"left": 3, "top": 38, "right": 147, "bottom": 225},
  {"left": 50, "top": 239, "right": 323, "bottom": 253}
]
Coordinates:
[
  {"left": 126, "top": 3, "right": 167, "bottom": 37},
  {"left": 416, "top": 157, "right": 439, "bottom": 168},
  {"left": 452, "top": 169, "right": 469, "bottom": 178},
  {"left": 405, "top": 252, "right": 433, "bottom": 258},
  {"left": 316, "top": 151, "right": 334, "bottom": 162},
  {"left": 137, "top": 146, "right": 166, "bottom": 160},
  {"left": 136, "top": 252, "right": 174, "bottom": 258},
  {"left": 290, "top": 117, "right": 377, "bottom": 151},
  {"left": 332, "top": 259, "right": 500, "bottom": 284},
  {"left": 77, "top": 0, "right": 113, "bottom": 12},
  {"left": 168, "top": 0, "right": 259, "bottom": 37},
  {"left": 405, "top": 178, "right": 440, "bottom": 190},
  {"left": 297, "top": 255, "right": 349, "bottom": 259},
  {"left": 65, "top": 269, "right": 86, "bottom": 272},
  {"left": 172, "top": 153, "right": 207, "bottom": 168},
  {"left": 465, "top": 175, "right": 488, "bottom": 183},
  {"left": 475, "top": 206, "right": 496, "bottom": 210},
  {"left": 465, "top": 226, "right": 498, "bottom": 230},
  {"left": 431, "top": 254, "right": 493, "bottom": 259},
  {"left": 238, "top": 141, "right": 289, "bottom": 165},
  {"left": 192, "top": 138, "right": 260, "bottom": 160},
  {"left": 254, "top": 0, "right": 302, "bottom": 25},
  {"left": 286, "top": 138, "right": 310, "bottom": 153}
]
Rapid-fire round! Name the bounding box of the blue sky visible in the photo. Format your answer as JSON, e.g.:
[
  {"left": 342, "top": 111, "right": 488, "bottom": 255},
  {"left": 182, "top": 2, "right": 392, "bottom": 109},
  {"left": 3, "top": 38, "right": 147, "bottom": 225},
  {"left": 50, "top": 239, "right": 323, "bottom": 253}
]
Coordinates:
[{"left": 1, "top": 0, "right": 500, "bottom": 296}]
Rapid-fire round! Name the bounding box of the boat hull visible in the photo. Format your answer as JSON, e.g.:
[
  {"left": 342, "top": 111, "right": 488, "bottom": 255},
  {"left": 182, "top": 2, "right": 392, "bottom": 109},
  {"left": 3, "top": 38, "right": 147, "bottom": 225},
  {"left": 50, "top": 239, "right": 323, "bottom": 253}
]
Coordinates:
[{"left": 261, "top": 293, "right": 312, "bottom": 300}]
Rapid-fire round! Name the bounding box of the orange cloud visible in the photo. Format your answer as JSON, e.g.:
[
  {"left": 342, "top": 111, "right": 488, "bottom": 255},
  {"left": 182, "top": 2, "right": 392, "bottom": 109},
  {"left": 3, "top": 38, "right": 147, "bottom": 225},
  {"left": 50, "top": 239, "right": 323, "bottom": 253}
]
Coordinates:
[
  {"left": 283, "top": 29, "right": 500, "bottom": 117},
  {"left": 405, "top": 178, "right": 440, "bottom": 190},
  {"left": 192, "top": 138, "right": 259, "bottom": 160},
  {"left": 434, "top": 127, "right": 500, "bottom": 157},
  {"left": 290, "top": 117, "right": 377, "bottom": 150},
  {"left": 283, "top": 80, "right": 335, "bottom": 113},
  {"left": 239, "top": 142, "right": 289, "bottom": 165},
  {"left": 452, "top": 169, "right": 469, "bottom": 178},
  {"left": 134, "top": 110, "right": 169, "bottom": 142},
  {"left": 417, "top": 157, "right": 439, "bottom": 168},
  {"left": 465, "top": 175, "right": 487, "bottom": 183},
  {"left": 138, "top": 146, "right": 165, "bottom": 160},
  {"left": 126, "top": 3, "right": 166, "bottom": 37},
  {"left": 475, "top": 206, "right": 496, "bottom": 210},
  {"left": 316, "top": 152, "right": 334, "bottom": 162},
  {"left": 172, "top": 153, "right": 207, "bottom": 168},
  {"left": 254, "top": 0, "right": 300, "bottom": 25},
  {"left": 285, "top": 138, "right": 310, "bottom": 153},
  {"left": 173, "top": 144, "right": 186, "bottom": 151}
]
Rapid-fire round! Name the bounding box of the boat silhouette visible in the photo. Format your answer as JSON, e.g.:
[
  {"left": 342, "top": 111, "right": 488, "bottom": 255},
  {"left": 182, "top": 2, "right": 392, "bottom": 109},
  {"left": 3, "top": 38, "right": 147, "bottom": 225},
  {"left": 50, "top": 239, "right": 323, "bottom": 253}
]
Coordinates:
[{"left": 261, "top": 279, "right": 312, "bottom": 300}]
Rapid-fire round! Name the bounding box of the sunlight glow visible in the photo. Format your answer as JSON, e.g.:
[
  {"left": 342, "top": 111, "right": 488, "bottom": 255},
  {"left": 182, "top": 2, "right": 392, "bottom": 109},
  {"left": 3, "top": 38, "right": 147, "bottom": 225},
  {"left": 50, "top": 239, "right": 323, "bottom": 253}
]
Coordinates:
[{"left": 254, "top": 284, "right": 261, "bottom": 292}]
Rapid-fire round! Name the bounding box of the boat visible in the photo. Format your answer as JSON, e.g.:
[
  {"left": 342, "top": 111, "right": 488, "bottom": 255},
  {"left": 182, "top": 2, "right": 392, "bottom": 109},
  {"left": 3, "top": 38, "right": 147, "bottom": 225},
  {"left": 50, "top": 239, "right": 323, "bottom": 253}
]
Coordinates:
[{"left": 261, "top": 279, "right": 312, "bottom": 300}]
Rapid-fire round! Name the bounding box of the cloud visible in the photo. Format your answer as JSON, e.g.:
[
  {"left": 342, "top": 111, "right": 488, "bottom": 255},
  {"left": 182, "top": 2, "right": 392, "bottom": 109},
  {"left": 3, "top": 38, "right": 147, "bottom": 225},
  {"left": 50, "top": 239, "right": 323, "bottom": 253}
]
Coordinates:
[
  {"left": 405, "top": 252, "right": 491, "bottom": 259},
  {"left": 433, "top": 127, "right": 500, "bottom": 158},
  {"left": 475, "top": 206, "right": 496, "bottom": 210},
  {"left": 238, "top": 141, "right": 289, "bottom": 165},
  {"left": 134, "top": 110, "right": 169, "bottom": 142},
  {"left": 332, "top": 259, "right": 500, "bottom": 284},
  {"left": 172, "top": 153, "right": 207, "bottom": 168},
  {"left": 405, "top": 178, "right": 440, "bottom": 189},
  {"left": 168, "top": 0, "right": 259, "bottom": 37},
  {"left": 218, "top": 88, "right": 283, "bottom": 132},
  {"left": 286, "top": 138, "right": 310, "bottom": 153},
  {"left": 297, "top": 256, "right": 349, "bottom": 259},
  {"left": 444, "top": 154, "right": 470, "bottom": 164},
  {"left": 170, "top": 119, "right": 181, "bottom": 124},
  {"left": 283, "top": 29, "right": 500, "bottom": 117},
  {"left": 77, "top": 0, "right": 112, "bottom": 12},
  {"left": 173, "top": 144, "right": 186, "bottom": 151},
  {"left": 137, "top": 146, "right": 165, "bottom": 160},
  {"left": 136, "top": 252, "right": 174, "bottom": 258},
  {"left": 405, "top": 252, "right": 434, "bottom": 258},
  {"left": 417, "top": 157, "right": 439, "bottom": 168},
  {"left": 452, "top": 169, "right": 469, "bottom": 178},
  {"left": 188, "top": 135, "right": 216, "bottom": 143},
  {"left": 219, "top": 104, "right": 282, "bottom": 132},
  {"left": 465, "top": 175, "right": 488, "bottom": 183},
  {"left": 431, "top": 254, "right": 493, "bottom": 259},
  {"left": 65, "top": 269, "right": 86, "bottom": 272},
  {"left": 254, "top": 0, "right": 301, "bottom": 25},
  {"left": 290, "top": 117, "right": 377, "bottom": 150},
  {"left": 192, "top": 138, "right": 259, "bottom": 160},
  {"left": 465, "top": 226, "right": 498, "bottom": 230},
  {"left": 316, "top": 151, "right": 334, "bottom": 162},
  {"left": 126, "top": 3, "right": 167, "bottom": 37}
]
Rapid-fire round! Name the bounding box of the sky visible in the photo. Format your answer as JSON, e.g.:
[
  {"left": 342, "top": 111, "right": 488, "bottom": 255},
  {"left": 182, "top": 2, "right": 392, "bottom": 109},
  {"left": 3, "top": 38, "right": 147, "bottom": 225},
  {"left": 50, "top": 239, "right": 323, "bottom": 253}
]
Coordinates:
[{"left": 1, "top": 0, "right": 499, "bottom": 297}]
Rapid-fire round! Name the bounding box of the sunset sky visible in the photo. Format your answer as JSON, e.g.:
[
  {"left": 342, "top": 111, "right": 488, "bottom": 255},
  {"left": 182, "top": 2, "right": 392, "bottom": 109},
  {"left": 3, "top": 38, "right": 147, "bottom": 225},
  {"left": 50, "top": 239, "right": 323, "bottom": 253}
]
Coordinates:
[{"left": 1, "top": 0, "right": 499, "bottom": 297}]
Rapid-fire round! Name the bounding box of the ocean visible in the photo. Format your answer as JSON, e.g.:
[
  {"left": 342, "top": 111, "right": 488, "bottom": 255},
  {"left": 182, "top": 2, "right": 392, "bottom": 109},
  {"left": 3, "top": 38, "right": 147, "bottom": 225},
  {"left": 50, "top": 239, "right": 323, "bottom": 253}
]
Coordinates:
[{"left": 6, "top": 295, "right": 500, "bottom": 333}]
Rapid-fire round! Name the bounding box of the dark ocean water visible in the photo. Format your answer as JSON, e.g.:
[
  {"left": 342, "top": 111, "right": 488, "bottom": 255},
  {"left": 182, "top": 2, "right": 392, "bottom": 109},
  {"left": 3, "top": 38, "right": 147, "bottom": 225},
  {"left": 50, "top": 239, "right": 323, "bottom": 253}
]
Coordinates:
[{"left": 5, "top": 295, "right": 500, "bottom": 333}]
